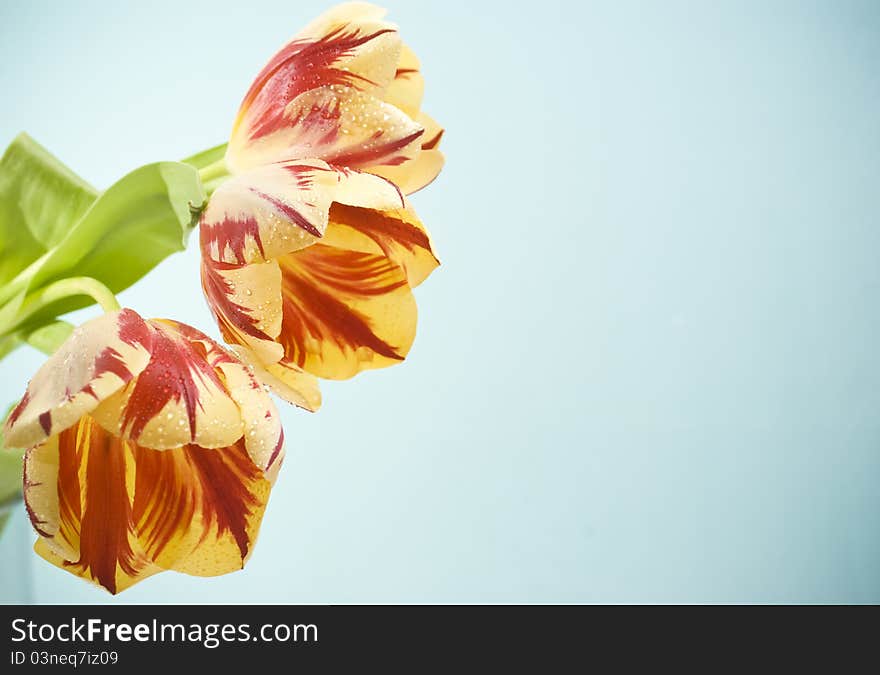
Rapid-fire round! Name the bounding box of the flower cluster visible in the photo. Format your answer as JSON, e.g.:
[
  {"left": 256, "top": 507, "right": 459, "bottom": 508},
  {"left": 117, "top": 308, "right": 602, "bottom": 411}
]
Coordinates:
[{"left": 1, "top": 2, "right": 443, "bottom": 593}]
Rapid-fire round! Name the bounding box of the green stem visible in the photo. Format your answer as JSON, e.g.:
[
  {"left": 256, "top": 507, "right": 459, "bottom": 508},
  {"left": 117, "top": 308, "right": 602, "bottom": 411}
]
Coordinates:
[
  {"left": 198, "top": 158, "right": 229, "bottom": 184},
  {"left": 2, "top": 277, "right": 120, "bottom": 338},
  {"left": 35, "top": 277, "right": 121, "bottom": 313}
]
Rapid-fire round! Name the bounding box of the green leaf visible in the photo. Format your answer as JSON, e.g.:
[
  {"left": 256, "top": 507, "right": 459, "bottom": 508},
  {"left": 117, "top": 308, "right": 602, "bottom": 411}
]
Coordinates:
[
  {"left": 26, "top": 320, "right": 73, "bottom": 354},
  {"left": 0, "top": 133, "right": 98, "bottom": 286},
  {"left": 0, "top": 318, "right": 72, "bottom": 360},
  {"left": 5, "top": 161, "right": 206, "bottom": 330},
  {"left": 0, "top": 448, "right": 23, "bottom": 507},
  {"left": 182, "top": 142, "right": 227, "bottom": 170}
]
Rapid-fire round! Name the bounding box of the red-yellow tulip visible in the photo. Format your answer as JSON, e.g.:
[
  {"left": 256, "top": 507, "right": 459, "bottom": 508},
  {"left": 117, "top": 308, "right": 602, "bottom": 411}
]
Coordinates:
[
  {"left": 3, "top": 309, "right": 284, "bottom": 594},
  {"left": 200, "top": 2, "right": 443, "bottom": 408}
]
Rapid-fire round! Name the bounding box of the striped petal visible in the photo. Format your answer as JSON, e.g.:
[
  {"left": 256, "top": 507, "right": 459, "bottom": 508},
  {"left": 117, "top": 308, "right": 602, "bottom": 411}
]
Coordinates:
[
  {"left": 322, "top": 202, "right": 439, "bottom": 287},
  {"left": 276, "top": 237, "right": 418, "bottom": 380},
  {"left": 231, "top": 345, "right": 322, "bottom": 412},
  {"left": 200, "top": 257, "right": 284, "bottom": 365},
  {"left": 130, "top": 438, "right": 271, "bottom": 578},
  {"left": 384, "top": 44, "right": 424, "bottom": 119},
  {"left": 368, "top": 112, "right": 444, "bottom": 194},
  {"left": 214, "top": 357, "right": 286, "bottom": 480},
  {"left": 228, "top": 2, "right": 403, "bottom": 172},
  {"left": 199, "top": 161, "right": 333, "bottom": 265},
  {"left": 90, "top": 320, "right": 243, "bottom": 450},
  {"left": 201, "top": 160, "right": 410, "bottom": 267},
  {"left": 4, "top": 309, "right": 153, "bottom": 449},
  {"left": 26, "top": 417, "right": 161, "bottom": 594},
  {"left": 201, "top": 163, "right": 412, "bottom": 368},
  {"left": 25, "top": 415, "right": 275, "bottom": 593},
  {"left": 229, "top": 85, "right": 424, "bottom": 174}
]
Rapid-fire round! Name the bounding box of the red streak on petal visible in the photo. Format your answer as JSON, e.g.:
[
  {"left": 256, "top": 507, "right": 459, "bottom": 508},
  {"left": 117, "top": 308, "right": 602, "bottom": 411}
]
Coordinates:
[
  {"left": 119, "top": 324, "right": 227, "bottom": 443},
  {"left": 56, "top": 425, "right": 83, "bottom": 551},
  {"left": 116, "top": 308, "right": 154, "bottom": 348},
  {"left": 132, "top": 439, "right": 263, "bottom": 563},
  {"left": 267, "top": 428, "right": 284, "bottom": 470},
  {"left": 283, "top": 95, "right": 343, "bottom": 149},
  {"left": 421, "top": 128, "right": 444, "bottom": 150},
  {"left": 200, "top": 259, "right": 274, "bottom": 352},
  {"left": 89, "top": 309, "right": 153, "bottom": 384},
  {"left": 330, "top": 203, "right": 433, "bottom": 257},
  {"left": 249, "top": 188, "right": 322, "bottom": 237},
  {"left": 38, "top": 411, "right": 51, "bottom": 435},
  {"left": 242, "top": 27, "right": 396, "bottom": 142},
  {"left": 278, "top": 246, "right": 408, "bottom": 367},
  {"left": 200, "top": 213, "right": 265, "bottom": 265},
  {"left": 6, "top": 391, "right": 30, "bottom": 428},
  {"left": 60, "top": 418, "right": 143, "bottom": 594},
  {"left": 329, "top": 128, "right": 423, "bottom": 168},
  {"left": 282, "top": 163, "right": 324, "bottom": 189},
  {"left": 22, "top": 453, "right": 51, "bottom": 538}
]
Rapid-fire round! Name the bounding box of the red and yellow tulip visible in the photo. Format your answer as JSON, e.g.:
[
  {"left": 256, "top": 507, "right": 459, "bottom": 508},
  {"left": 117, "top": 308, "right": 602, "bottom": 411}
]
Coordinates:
[
  {"left": 200, "top": 2, "right": 443, "bottom": 408},
  {"left": 0, "top": 2, "right": 444, "bottom": 594},
  {"left": 3, "top": 309, "right": 283, "bottom": 593}
]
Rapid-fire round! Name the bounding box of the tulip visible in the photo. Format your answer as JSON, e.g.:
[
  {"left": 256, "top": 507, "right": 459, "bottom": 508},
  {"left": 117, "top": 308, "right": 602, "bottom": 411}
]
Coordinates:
[
  {"left": 3, "top": 309, "right": 284, "bottom": 593},
  {"left": 199, "top": 2, "right": 443, "bottom": 408},
  {"left": 226, "top": 2, "right": 444, "bottom": 194}
]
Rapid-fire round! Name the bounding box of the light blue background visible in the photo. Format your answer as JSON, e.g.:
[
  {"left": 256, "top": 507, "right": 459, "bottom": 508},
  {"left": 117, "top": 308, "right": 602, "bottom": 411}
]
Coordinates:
[{"left": 1, "top": 0, "right": 878, "bottom": 603}]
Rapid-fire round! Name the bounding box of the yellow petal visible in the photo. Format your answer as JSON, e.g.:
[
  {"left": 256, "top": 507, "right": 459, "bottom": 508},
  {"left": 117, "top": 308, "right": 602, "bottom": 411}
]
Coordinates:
[
  {"left": 322, "top": 202, "right": 439, "bottom": 288},
  {"left": 91, "top": 320, "right": 243, "bottom": 450},
  {"left": 331, "top": 164, "right": 409, "bottom": 210},
  {"left": 4, "top": 309, "right": 153, "bottom": 449},
  {"left": 384, "top": 43, "right": 424, "bottom": 118},
  {"left": 28, "top": 416, "right": 161, "bottom": 594},
  {"left": 229, "top": 85, "right": 424, "bottom": 174},
  {"left": 23, "top": 436, "right": 64, "bottom": 554},
  {"left": 201, "top": 256, "right": 284, "bottom": 365},
  {"left": 27, "top": 414, "right": 276, "bottom": 592},
  {"left": 276, "top": 238, "right": 418, "bottom": 380},
  {"left": 199, "top": 161, "right": 336, "bottom": 265},
  {"left": 368, "top": 150, "right": 444, "bottom": 195},
  {"left": 228, "top": 3, "right": 402, "bottom": 171},
  {"left": 368, "top": 112, "right": 444, "bottom": 195},
  {"left": 131, "top": 439, "right": 272, "bottom": 578},
  {"left": 231, "top": 345, "right": 322, "bottom": 412},
  {"left": 215, "top": 357, "right": 286, "bottom": 480}
]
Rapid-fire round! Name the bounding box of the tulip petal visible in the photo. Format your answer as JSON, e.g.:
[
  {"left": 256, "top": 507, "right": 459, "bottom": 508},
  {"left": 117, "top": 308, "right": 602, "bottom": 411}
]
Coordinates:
[
  {"left": 27, "top": 416, "right": 161, "bottom": 594},
  {"left": 299, "top": 1, "right": 391, "bottom": 37},
  {"left": 276, "top": 238, "right": 417, "bottom": 379},
  {"left": 131, "top": 439, "right": 271, "bottom": 577},
  {"left": 231, "top": 345, "right": 322, "bottom": 412},
  {"left": 91, "top": 320, "right": 243, "bottom": 450},
  {"left": 230, "top": 85, "right": 424, "bottom": 174},
  {"left": 228, "top": 3, "right": 402, "bottom": 172},
  {"left": 384, "top": 44, "right": 424, "bottom": 118},
  {"left": 200, "top": 160, "right": 407, "bottom": 266},
  {"left": 26, "top": 414, "right": 275, "bottom": 592},
  {"left": 323, "top": 202, "right": 439, "bottom": 287},
  {"left": 214, "top": 358, "right": 286, "bottom": 480},
  {"left": 199, "top": 161, "right": 339, "bottom": 265},
  {"left": 200, "top": 257, "right": 284, "bottom": 365},
  {"left": 4, "top": 309, "right": 153, "bottom": 449},
  {"left": 368, "top": 112, "right": 444, "bottom": 194}
]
